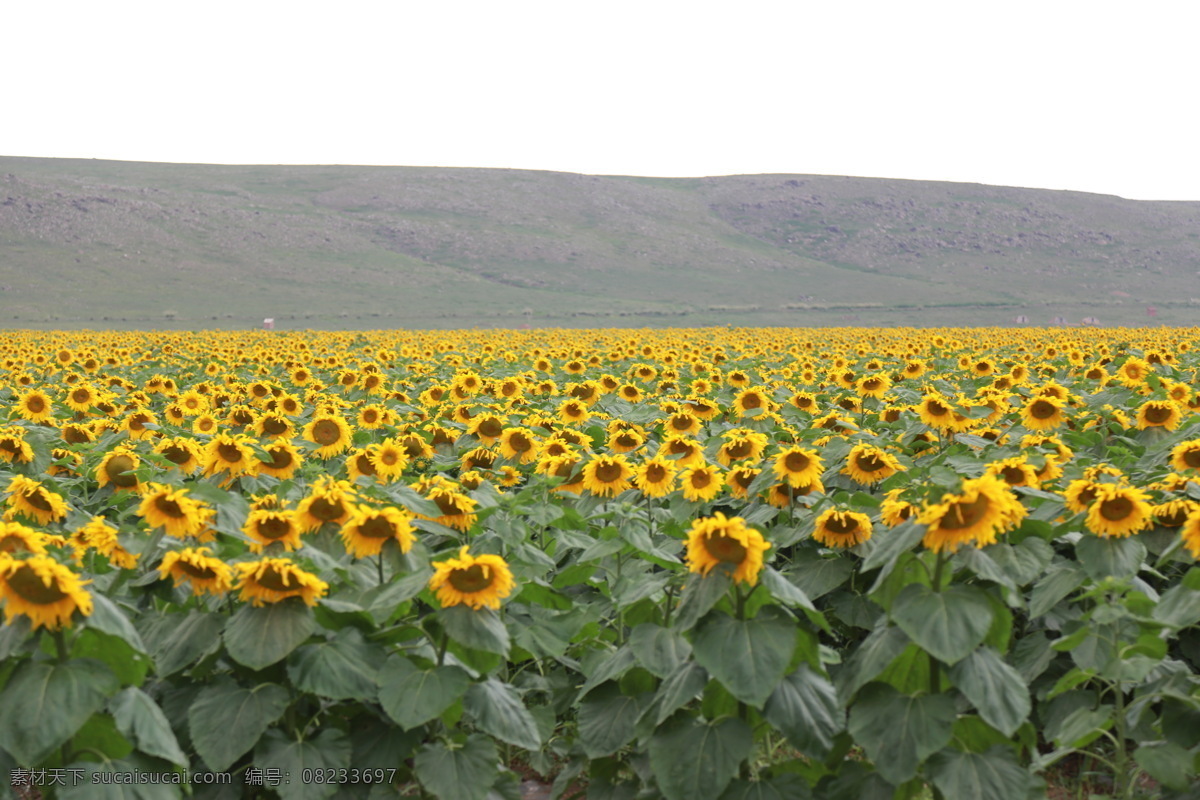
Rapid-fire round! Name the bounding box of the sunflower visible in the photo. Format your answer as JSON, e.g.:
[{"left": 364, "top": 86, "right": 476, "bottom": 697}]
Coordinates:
[
  {"left": 254, "top": 412, "right": 296, "bottom": 440},
  {"left": 672, "top": 463, "right": 719, "bottom": 502},
  {"left": 766, "top": 478, "right": 823, "bottom": 508},
  {"left": 633, "top": 456, "right": 678, "bottom": 498},
  {"left": 558, "top": 399, "right": 591, "bottom": 425},
  {"left": 658, "top": 436, "right": 707, "bottom": 469},
  {"left": 1115, "top": 357, "right": 1152, "bottom": 388},
  {"left": 6, "top": 476, "right": 69, "bottom": 525},
  {"left": 715, "top": 430, "right": 769, "bottom": 467},
  {"left": 429, "top": 546, "right": 516, "bottom": 610},
  {"left": 346, "top": 446, "right": 381, "bottom": 482},
  {"left": 1135, "top": 400, "right": 1182, "bottom": 431},
  {"left": 1154, "top": 498, "right": 1198, "bottom": 529},
  {"left": 123, "top": 408, "right": 159, "bottom": 441},
  {"left": 856, "top": 374, "right": 891, "bottom": 399},
  {"left": 0, "top": 427, "right": 34, "bottom": 464},
  {"left": 684, "top": 512, "right": 770, "bottom": 586},
  {"left": 772, "top": 446, "right": 824, "bottom": 489},
  {"left": 415, "top": 478, "right": 479, "bottom": 531},
  {"left": 153, "top": 436, "right": 206, "bottom": 473},
  {"left": 357, "top": 404, "right": 391, "bottom": 430},
  {"left": 880, "top": 488, "right": 917, "bottom": 526},
  {"left": 97, "top": 448, "right": 141, "bottom": 491},
  {"left": 367, "top": 439, "right": 409, "bottom": 482},
  {"left": 1170, "top": 440, "right": 1200, "bottom": 473},
  {"left": 985, "top": 456, "right": 1041, "bottom": 489},
  {"left": 918, "top": 474, "right": 1027, "bottom": 553},
  {"left": 608, "top": 428, "right": 645, "bottom": 454},
  {"left": 663, "top": 411, "right": 702, "bottom": 437},
  {"left": 732, "top": 387, "right": 772, "bottom": 417},
  {"left": 0, "top": 554, "right": 93, "bottom": 630},
  {"left": 1181, "top": 508, "right": 1200, "bottom": 559},
  {"left": 467, "top": 413, "right": 507, "bottom": 444},
  {"left": 138, "top": 483, "right": 214, "bottom": 539},
  {"left": 340, "top": 505, "right": 416, "bottom": 559},
  {"left": 255, "top": 440, "right": 303, "bottom": 480},
  {"left": 203, "top": 433, "right": 259, "bottom": 480},
  {"left": 397, "top": 432, "right": 435, "bottom": 461},
  {"left": 295, "top": 477, "right": 357, "bottom": 532},
  {"left": 581, "top": 454, "right": 635, "bottom": 497},
  {"left": 1085, "top": 484, "right": 1153, "bottom": 538},
  {"left": 498, "top": 427, "right": 540, "bottom": 463},
  {"left": 0, "top": 521, "right": 49, "bottom": 556},
  {"left": 243, "top": 508, "right": 304, "bottom": 553},
  {"left": 64, "top": 383, "right": 100, "bottom": 413},
  {"left": 495, "top": 464, "right": 523, "bottom": 488},
  {"left": 727, "top": 466, "right": 761, "bottom": 500},
  {"left": 235, "top": 558, "right": 328, "bottom": 607},
  {"left": 303, "top": 414, "right": 354, "bottom": 459},
  {"left": 812, "top": 509, "right": 874, "bottom": 548},
  {"left": 15, "top": 389, "right": 55, "bottom": 424},
  {"left": 70, "top": 517, "right": 138, "bottom": 569},
  {"left": 842, "top": 444, "right": 904, "bottom": 486},
  {"left": 916, "top": 395, "right": 958, "bottom": 431},
  {"left": 1020, "top": 396, "right": 1067, "bottom": 432},
  {"left": 536, "top": 454, "right": 585, "bottom": 493}
]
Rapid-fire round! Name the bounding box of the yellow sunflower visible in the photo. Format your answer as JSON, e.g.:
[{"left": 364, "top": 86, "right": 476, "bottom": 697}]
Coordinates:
[
  {"left": 70, "top": 517, "right": 138, "bottom": 569},
  {"left": 0, "top": 554, "right": 93, "bottom": 630},
  {"left": 15, "top": 389, "right": 55, "bottom": 424},
  {"left": 715, "top": 430, "right": 769, "bottom": 467},
  {"left": 581, "top": 454, "right": 635, "bottom": 497},
  {"left": 772, "top": 446, "right": 824, "bottom": 489},
  {"left": 428, "top": 546, "right": 515, "bottom": 610},
  {"left": 1135, "top": 400, "right": 1182, "bottom": 431},
  {"left": 340, "top": 505, "right": 416, "bottom": 559},
  {"left": 679, "top": 464, "right": 725, "bottom": 502},
  {"left": 96, "top": 448, "right": 141, "bottom": 491},
  {"left": 254, "top": 412, "right": 296, "bottom": 440},
  {"left": 203, "top": 433, "right": 260, "bottom": 480},
  {"left": 1021, "top": 396, "right": 1067, "bottom": 431},
  {"left": 64, "top": 383, "right": 100, "bottom": 413},
  {"left": 152, "top": 436, "right": 206, "bottom": 473},
  {"left": 658, "top": 435, "right": 707, "bottom": 469},
  {"left": 138, "top": 483, "right": 214, "bottom": 539},
  {"left": 242, "top": 508, "right": 304, "bottom": 553},
  {"left": 842, "top": 444, "right": 903, "bottom": 486},
  {"left": 880, "top": 489, "right": 917, "bottom": 526},
  {"left": 295, "top": 477, "right": 357, "bottom": 532},
  {"left": 684, "top": 512, "right": 771, "bottom": 587},
  {"left": 5, "top": 475, "right": 69, "bottom": 526},
  {"left": 812, "top": 509, "right": 874, "bottom": 548},
  {"left": 1085, "top": 484, "right": 1153, "bottom": 538},
  {"left": 0, "top": 521, "right": 49, "bottom": 556},
  {"left": 732, "top": 387, "right": 773, "bottom": 417},
  {"left": 257, "top": 440, "right": 303, "bottom": 480},
  {"left": 414, "top": 478, "right": 479, "bottom": 531},
  {"left": 985, "top": 456, "right": 1041, "bottom": 489},
  {"left": 633, "top": 456, "right": 678, "bottom": 498},
  {"left": 1170, "top": 440, "right": 1200, "bottom": 473},
  {"left": 0, "top": 427, "right": 34, "bottom": 464},
  {"left": 727, "top": 466, "right": 761, "bottom": 500},
  {"left": 1154, "top": 498, "right": 1197, "bottom": 529},
  {"left": 303, "top": 414, "right": 354, "bottom": 459},
  {"left": 918, "top": 474, "right": 1027, "bottom": 554},
  {"left": 235, "top": 558, "right": 329, "bottom": 606},
  {"left": 498, "top": 427, "right": 540, "bottom": 463},
  {"left": 1181, "top": 507, "right": 1200, "bottom": 559}
]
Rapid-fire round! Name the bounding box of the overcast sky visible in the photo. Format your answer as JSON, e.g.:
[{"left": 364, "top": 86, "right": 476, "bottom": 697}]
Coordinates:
[{"left": 6, "top": 1, "right": 1198, "bottom": 200}]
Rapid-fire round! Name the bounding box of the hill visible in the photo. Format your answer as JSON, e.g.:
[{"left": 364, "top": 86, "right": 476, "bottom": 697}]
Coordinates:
[{"left": 3, "top": 156, "right": 1199, "bottom": 329}]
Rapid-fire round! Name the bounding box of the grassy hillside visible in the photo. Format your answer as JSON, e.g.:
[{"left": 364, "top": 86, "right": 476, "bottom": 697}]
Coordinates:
[{"left": 3, "top": 157, "right": 1199, "bottom": 329}]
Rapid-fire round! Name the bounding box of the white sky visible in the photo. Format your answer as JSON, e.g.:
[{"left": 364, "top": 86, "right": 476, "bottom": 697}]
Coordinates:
[{"left": 5, "top": 1, "right": 1198, "bottom": 201}]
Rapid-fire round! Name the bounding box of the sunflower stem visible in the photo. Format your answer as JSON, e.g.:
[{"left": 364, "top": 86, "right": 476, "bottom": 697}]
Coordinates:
[
  {"left": 436, "top": 630, "right": 449, "bottom": 667},
  {"left": 377, "top": 553, "right": 386, "bottom": 586}
]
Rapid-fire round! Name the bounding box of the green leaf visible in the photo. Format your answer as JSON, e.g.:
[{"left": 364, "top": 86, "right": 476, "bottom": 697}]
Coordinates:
[
  {"left": 1052, "top": 705, "right": 1112, "bottom": 749},
  {"left": 834, "top": 624, "right": 910, "bottom": 701},
  {"left": 141, "top": 610, "right": 224, "bottom": 676},
  {"left": 1153, "top": 580, "right": 1200, "bottom": 629},
  {"left": 377, "top": 656, "right": 470, "bottom": 730},
  {"left": 188, "top": 678, "right": 290, "bottom": 772},
  {"left": 109, "top": 687, "right": 189, "bottom": 767},
  {"left": 692, "top": 607, "right": 797, "bottom": 708},
  {"left": 85, "top": 594, "right": 148, "bottom": 652},
  {"left": 59, "top": 758, "right": 183, "bottom": 799},
  {"left": 761, "top": 568, "right": 816, "bottom": 611},
  {"left": 786, "top": 555, "right": 853, "bottom": 600},
  {"left": 463, "top": 678, "right": 543, "bottom": 751},
  {"left": 0, "top": 658, "right": 119, "bottom": 764},
  {"left": 1028, "top": 561, "right": 1086, "bottom": 617},
  {"left": 287, "top": 628, "right": 384, "bottom": 701},
  {"left": 255, "top": 728, "right": 352, "bottom": 800},
  {"left": 439, "top": 605, "right": 510, "bottom": 655},
  {"left": 579, "top": 645, "right": 638, "bottom": 698},
  {"left": 223, "top": 598, "right": 316, "bottom": 670},
  {"left": 414, "top": 734, "right": 499, "bottom": 800},
  {"left": 648, "top": 715, "right": 754, "bottom": 800},
  {"left": 674, "top": 570, "right": 732, "bottom": 631},
  {"left": 927, "top": 746, "right": 1036, "bottom": 800},
  {"left": 578, "top": 683, "right": 651, "bottom": 758},
  {"left": 1074, "top": 535, "right": 1146, "bottom": 581},
  {"left": 1134, "top": 741, "right": 1193, "bottom": 790},
  {"left": 638, "top": 661, "right": 709, "bottom": 732},
  {"left": 73, "top": 628, "right": 151, "bottom": 687},
  {"left": 861, "top": 520, "right": 923, "bottom": 584},
  {"left": 947, "top": 648, "right": 1031, "bottom": 737},
  {"left": 629, "top": 623, "right": 693, "bottom": 678},
  {"left": 718, "top": 775, "right": 813, "bottom": 800},
  {"left": 891, "top": 584, "right": 993, "bottom": 666},
  {"left": 764, "top": 664, "right": 844, "bottom": 759},
  {"left": 846, "top": 682, "right": 955, "bottom": 785}
]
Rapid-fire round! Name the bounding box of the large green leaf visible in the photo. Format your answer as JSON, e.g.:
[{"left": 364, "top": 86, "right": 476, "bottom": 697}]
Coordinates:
[
  {"left": 59, "top": 758, "right": 183, "bottom": 799},
  {"left": 188, "top": 678, "right": 290, "bottom": 772},
  {"left": 413, "top": 734, "right": 498, "bottom": 800},
  {"left": 927, "top": 746, "right": 1036, "bottom": 800},
  {"left": 85, "top": 594, "right": 148, "bottom": 653},
  {"left": 760, "top": 568, "right": 816, "bottom": 611},
  {"left": 1153, "top": 576, "right": 1200, "bottom": 629},
  {"left": 861, "top": 520, "right": 924, "bottom": 586},
  {"left": 674, "top": 570, "right": 732, "bottom": 631},
  {"left": 254, "top": 728, "right": 352, "bottom": 800},
  {"left": 109, "top": 687, "right": 189, "bottom": 767},
  {"left": 223, "top": 598, "right": 316, "bottom": 670},
  {"left": 287, "top": 628, "right": 384, "bottom": 701},
  {"left": 0, "top": 658, "right": 119, "bottom": 764},
  {"left": 834, "top": 624, "right": 910, "bottom": 702},
  {"left": 1074, "top": 535, "right": 1146, "bottom": 581},
  {"left": 846, "top": 682, "right": 955, "bottom": 785},
  {"left": 648, "top": 715, "right": 754, "bottom": 800},
  {"left": 1133, "top": 741, "right": 1193, "bottom": 790},
  {"left": 637, "top": 661, "right": 709, "bottom": 734},
  {"left": 786, "top": 555, "right": 854, "bottom": 600},
  {"left": 142, "top": 610, "right": 224, "bottom": 676},
  {"left": 578, "top": 683, "right": 651, "bottom": 758},
  {"left": 947, "top": 647, "right": 1030, "bottom": 737},
  {"left": 377, "top": 656, "right": 470, "bottom": 730},
  {"left": 463, "top": 678, "right": 542, "bottom": 751},
  {"left": 764, "top": 664, "right": 845, "bottom": 759},
  {"left": 1028, "top": 561, "right": 1086, "bottom": 617},
  {"left": 718, "top": 775, "right": 813, "bottom": 800},
  {"left": 629, "top": 623, "right": 692, "bottom": 678},
  {"left": 73, "top": 628, "right": 150, "bottom": 687},
  {"left": 692, "top": 607, "right": 797, "bottom": 707},
  {"left": 439, "top": 605, "right": 510, "bottom": 655},
  {"left": 891, "top": 584, "right": 993, "bottom": 666}
]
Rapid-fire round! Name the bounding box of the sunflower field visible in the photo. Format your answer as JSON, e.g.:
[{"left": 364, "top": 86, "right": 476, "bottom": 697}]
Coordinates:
[{"left": 4, "top": 327, "right": 1200, "bottom": 800}]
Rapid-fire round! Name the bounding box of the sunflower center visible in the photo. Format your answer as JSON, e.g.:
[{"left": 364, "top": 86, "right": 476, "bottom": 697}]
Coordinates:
[
  {"left": 449, "top": 564, "right": 492, "bottom": 593},
  {"left": 379, "top": 449, "right": 400, "bottom": 466},
  {"left": 940, "top": 493, "right": 990, "bottom": 531},
  {"left": 357, "top": 516, "right": 397, "bottom": 539},
  {"left": 1144, "top": 405, "right": 1173, "bottom": 424},
  {"left": 309, "top": 497, "right": 346, "bottom": 522},
  {"left": 855, "top": 453, "right": 886, "bottom": 473},
  {"left": 671, "top": 416, "right": 693, "bottom": 431},
  {"left": 162, "top": 445, "right": 191, "bottom": 465},
  {"left": 784, "top": 452, "right": 811, "bottom": 472},
  {"left": 434, "top": 494, "right": 467, "bottom": 516},
  {"left": 7, "top": 564, "right": 70, "bottom": 604},
  {"left": 154, "top": 496, "right": 186, "bottom": 518},
  {"left": 256, "top": 566, "right": 295, "bottom": 592},
  {"left": 256, "top": 517, "right": 293, "bottom": 540},
  {"left": 725, "top": 441, "right": 753, "bottom": 459},
  {"left": 690, "top": 471, "right": 713, "bottom": 488},
  {"left": 1182, "top": 449, "right": 1200, "bottom": 469},
  {"left": 825, "top": 515, "right": 859, "bottom": 535},
  {"left": 1158, "top": 507, "right": 1189, "bottom": 527},
  {"left": 999, "top": 466, "right": 1027, "bottom": 485},
  {"left": 311, "top": 420, "right": 342, "bottom": 446},
  {"left": 1099, "top": 496, "right": 1134, "bottom": 521},
  {"left": 129, "top": 413, "right": 151, "bottom": 430},
  {"left": 926, "top": 401, "right": 949, "bottom": 416},
  {"left": 217, "top": 443, "right": 244, "bottom": 463},
  {"left": 27, "top": 396, "right": 46, "bottom": 413},
  {"left": 266, "top": 448, "right": 294, "bottom": 470},
  {"left": 703, "top": 532, "right": 747, "bottom": 564},
  {"left": 261, "top": 418, "right": 289, "bottom": 436},
  {"left": 740, "top": 394, "right": 762, "bottom": 410},
  {"left": 595, "top": 463, "right": 625, "bottom": 483},
  {"left": 355, "top": 454, "right": 376, "bottom": 475},
  {"left": 105, "top": 454, "right": 138, "bottom": 487},
  {"left": 508, "top": 433, "right": 532, "bottom": 452},
  {"left": 645, "top": 464, "right": 667, "bottom": 482}
]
